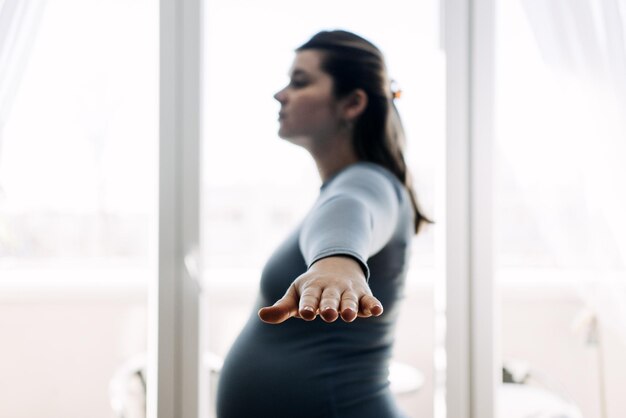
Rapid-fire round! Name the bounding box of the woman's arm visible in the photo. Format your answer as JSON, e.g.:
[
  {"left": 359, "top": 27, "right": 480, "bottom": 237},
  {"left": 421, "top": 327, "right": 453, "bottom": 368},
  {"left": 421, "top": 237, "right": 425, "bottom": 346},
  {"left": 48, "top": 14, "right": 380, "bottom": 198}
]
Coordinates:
[{"left": 258, "top": 164, "right": 399, "bottom": 324}]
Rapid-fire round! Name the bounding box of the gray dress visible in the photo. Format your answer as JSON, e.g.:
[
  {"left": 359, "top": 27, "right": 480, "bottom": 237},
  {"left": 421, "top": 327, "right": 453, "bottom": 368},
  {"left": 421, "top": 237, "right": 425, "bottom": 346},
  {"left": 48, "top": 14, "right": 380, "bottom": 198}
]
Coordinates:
[{"left": 216, "top": 161, "right": 413, "bottom": 418}]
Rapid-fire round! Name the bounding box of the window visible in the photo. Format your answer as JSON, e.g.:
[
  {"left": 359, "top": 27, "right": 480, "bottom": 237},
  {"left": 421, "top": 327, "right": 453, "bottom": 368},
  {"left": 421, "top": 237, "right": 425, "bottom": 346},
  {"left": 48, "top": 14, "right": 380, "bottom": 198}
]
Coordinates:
[
  {"left": 0, "top": 1, "right": 157, "bottom": 417},
  {"left": 0, "top": 0, "right": 158, "bottom": 285},
  {"left": 200, "top": 2, "right": 444, "bottom": 417}
]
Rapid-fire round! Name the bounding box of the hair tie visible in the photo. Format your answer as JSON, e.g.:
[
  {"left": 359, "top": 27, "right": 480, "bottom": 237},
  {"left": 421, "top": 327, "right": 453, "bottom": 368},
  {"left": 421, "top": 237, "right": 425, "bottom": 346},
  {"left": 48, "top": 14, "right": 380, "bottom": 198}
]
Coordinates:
[{"left": 390, "top": 79, "right": 402, "bottom": 100}]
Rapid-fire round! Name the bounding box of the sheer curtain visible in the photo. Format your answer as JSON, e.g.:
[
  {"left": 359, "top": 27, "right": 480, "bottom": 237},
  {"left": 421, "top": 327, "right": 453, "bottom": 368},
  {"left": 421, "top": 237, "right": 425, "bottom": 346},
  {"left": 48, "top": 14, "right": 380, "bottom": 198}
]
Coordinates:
[
  {"left": 516, "top": 0, "right": 626, "bottom": 342},
  {"left": 0, "top": 0, "right": 47, "bottom": 193}
]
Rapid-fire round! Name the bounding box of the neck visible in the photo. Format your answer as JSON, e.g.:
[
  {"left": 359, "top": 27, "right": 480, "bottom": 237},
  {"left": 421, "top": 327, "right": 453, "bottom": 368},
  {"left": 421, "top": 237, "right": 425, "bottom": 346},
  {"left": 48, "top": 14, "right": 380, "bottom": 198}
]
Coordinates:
[{"left": 310, "top": 134, "right": 359, "bottom": 182}]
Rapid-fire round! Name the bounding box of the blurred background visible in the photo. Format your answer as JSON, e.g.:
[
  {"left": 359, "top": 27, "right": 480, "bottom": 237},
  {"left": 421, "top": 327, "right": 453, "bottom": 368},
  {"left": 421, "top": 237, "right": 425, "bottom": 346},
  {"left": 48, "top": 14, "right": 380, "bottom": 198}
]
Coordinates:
[{"left": 0, "top": 0, "right": 625, "bottom": 417}]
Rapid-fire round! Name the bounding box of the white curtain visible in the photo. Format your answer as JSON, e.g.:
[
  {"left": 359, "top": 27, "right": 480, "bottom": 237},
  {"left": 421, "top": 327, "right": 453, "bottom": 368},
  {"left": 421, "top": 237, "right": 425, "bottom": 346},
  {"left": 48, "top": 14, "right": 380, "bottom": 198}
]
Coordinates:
[
  {"left": 0, "top": 0, "right": 47, "bottom": 194},
  {"left": 518, "top": 0, "right": 626, "bottom": 342}
]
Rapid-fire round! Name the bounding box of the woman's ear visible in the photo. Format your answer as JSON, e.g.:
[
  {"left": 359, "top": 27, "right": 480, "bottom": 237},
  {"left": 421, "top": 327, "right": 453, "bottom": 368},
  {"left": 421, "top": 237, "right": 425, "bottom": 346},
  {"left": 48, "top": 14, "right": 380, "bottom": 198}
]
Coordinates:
[{"left": 341, "top": 89, "right": 368, "bottom": 121}]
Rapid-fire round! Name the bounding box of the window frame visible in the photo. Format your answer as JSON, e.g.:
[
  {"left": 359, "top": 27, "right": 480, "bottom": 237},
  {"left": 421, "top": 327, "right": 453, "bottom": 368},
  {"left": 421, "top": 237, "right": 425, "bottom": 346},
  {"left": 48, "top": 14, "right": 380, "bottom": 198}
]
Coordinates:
[{"left": 153, "top": 0, "right": 499, "bottom": 417}]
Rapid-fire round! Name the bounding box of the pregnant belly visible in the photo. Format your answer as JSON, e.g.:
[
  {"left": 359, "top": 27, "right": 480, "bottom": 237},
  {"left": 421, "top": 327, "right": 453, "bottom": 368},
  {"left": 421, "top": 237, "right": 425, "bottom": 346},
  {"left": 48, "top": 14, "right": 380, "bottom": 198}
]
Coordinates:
[
  {"left": 216, "top": 326, "right": 335, "bottom": 418},
  {"left": 215, "top": 318, "right": 391, "bottom": 418}
]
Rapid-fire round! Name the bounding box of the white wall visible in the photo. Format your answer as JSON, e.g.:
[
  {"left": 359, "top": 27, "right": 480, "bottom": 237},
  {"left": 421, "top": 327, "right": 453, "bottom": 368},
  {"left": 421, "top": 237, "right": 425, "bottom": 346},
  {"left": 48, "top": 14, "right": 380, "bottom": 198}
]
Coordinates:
[
  {"left": 499, "top": 286, "right": 626, "bottom": 418},
  {"left": 0, "top": 291, "right": 147, "bottom": 418}
]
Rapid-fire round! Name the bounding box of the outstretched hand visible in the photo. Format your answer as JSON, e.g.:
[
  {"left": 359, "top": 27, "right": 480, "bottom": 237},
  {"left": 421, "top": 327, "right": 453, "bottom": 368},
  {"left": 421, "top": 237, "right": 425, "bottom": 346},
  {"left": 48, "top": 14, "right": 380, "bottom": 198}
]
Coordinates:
[{"left": 258, "top": 256, "right": 383, "bottom": 324}]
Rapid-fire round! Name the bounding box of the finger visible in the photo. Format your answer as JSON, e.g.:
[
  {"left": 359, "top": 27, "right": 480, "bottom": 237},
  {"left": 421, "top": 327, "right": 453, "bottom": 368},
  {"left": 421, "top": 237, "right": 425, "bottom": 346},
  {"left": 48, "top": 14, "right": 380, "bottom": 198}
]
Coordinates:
[
  {"left": 298, "top": 285, "right": 322, "bottom": 321},
  {"left": 359, "top": 294, "right": 383, "bottom": 317},
  {"left": 258, "top": 287, "right": 299, "bottom": 324},
  {"left": 319, "top": 288, "right": 341, "bottom": 322},
  {"left": 339, "top": 291, "right": 359, "bottom": 322}
]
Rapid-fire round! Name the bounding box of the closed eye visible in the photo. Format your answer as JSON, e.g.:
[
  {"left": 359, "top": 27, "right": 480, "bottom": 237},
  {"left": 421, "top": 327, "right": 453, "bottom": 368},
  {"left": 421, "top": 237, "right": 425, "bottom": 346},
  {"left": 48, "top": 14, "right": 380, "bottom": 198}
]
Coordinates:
[{"left": 290, "top": 79, "right": 308, "bottom": 88}]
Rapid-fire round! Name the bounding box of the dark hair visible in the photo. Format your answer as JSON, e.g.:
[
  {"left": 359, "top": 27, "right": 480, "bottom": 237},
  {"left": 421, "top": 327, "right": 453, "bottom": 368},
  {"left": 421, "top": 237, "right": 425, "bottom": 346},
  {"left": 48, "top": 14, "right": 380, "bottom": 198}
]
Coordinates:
[{"left": 297, "top": 30, "right": 432, "bottom": 234}]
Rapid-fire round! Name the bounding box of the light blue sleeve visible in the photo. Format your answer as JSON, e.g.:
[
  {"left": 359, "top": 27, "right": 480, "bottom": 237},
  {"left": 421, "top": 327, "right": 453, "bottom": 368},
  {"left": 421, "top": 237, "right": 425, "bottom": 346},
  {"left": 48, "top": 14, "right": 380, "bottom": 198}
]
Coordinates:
[{"left": 298, "top": 164, "right": 400, "bottom": 280}]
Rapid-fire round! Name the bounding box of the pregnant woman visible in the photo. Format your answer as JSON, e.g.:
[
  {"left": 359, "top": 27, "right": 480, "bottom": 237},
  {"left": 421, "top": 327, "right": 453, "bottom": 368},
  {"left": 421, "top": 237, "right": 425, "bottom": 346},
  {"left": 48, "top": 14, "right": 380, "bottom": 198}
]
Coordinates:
[{"left": 216, "top": 30, "right": 431, "bottom": 418}]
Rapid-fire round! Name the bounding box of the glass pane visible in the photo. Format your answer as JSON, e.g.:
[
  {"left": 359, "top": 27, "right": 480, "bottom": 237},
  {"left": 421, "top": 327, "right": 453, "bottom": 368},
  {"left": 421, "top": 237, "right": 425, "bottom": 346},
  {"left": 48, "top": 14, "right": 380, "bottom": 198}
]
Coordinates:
[
  {"left": 0, "top": 0, "right": 157, "bottom": 417},
  {"left": 201, "top": 1, "right": 444, "bottom": 417},
  {"left": 495, "top": 1, "right": 626, "bottom": 417}
]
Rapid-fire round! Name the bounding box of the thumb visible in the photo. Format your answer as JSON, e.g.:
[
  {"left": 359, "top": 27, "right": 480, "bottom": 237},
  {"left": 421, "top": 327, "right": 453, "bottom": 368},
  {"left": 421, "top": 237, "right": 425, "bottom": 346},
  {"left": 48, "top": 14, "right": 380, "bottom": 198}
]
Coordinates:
[{"left": 258, "top": 287, "right": 299, "bottom": 324}]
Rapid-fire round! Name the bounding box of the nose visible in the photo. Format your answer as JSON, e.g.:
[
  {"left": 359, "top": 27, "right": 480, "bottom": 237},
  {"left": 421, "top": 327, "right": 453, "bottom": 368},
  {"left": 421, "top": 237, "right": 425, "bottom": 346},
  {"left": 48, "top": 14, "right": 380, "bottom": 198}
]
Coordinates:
[{"left": 274, "top": 86, "right": 287, "bottom": 103}]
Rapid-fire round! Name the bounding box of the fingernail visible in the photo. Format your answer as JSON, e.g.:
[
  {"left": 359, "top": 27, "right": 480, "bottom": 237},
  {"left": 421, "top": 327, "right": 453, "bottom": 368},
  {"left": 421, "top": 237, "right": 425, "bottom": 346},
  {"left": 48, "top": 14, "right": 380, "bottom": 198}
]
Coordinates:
[
  {"left": 303, "top": 306, "right": 314, "bottom": 312},
  {"left": 341, "top": 309, "right": 356, "bottom": 322}
]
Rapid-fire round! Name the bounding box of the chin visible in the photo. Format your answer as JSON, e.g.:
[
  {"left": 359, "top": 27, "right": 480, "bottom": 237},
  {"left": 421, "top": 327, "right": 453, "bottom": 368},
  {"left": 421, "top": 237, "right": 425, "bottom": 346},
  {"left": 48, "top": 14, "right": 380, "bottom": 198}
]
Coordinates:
[{"left": 277, "top": 128, "right": 296, "bottom": 141}]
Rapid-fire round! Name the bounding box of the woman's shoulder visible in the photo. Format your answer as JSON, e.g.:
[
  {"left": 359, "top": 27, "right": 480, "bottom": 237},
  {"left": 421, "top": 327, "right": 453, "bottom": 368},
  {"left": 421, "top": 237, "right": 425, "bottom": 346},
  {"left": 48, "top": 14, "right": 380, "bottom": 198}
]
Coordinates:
[
  {"left": 322, "top": 161, "right": 405, "bottom": 201},
  {"left": 348, "top": 161, "right": 400, "bottom": 182}
]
